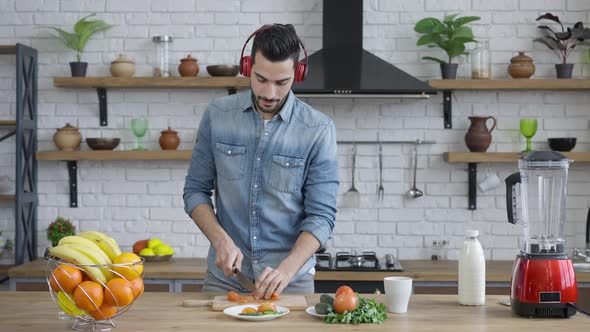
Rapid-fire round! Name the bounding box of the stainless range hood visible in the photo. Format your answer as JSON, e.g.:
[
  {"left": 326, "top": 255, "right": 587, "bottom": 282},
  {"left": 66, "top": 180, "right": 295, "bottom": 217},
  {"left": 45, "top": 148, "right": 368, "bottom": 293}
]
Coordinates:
[{"left": 293, "top": 0, "right": 435, "bottom": 98}]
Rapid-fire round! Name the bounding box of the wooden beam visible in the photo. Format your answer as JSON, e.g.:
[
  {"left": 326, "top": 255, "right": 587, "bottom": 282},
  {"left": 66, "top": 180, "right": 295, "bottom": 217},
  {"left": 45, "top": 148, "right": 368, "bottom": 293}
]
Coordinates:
[
  {"left": 444, "top": 152, "right": 590, "bottom": 163},
  {"left": 428, "top": 79, "right": 590, "bottom": 90},
  {"left": 53, "top": 77, "right": 250, "bottom": 89}
]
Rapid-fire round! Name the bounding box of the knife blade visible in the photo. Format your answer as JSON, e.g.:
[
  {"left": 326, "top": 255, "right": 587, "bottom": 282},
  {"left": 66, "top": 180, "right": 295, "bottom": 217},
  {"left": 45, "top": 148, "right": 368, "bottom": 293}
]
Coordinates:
[{"left": 233, "top": 267, "right": 256, "bottom": 292}]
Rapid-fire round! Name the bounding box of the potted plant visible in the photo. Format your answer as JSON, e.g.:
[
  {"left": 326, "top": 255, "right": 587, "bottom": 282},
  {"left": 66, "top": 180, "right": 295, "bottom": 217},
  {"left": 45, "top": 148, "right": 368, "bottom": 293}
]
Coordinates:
[
  {"left": 534, "top": 13, "right": 590, "bottom": 79},
  {"left": 47, "top": 14, "right": 112, "bottom": 77},
  {"left": 414, "top": 13, "right": 480, "bottom": 79},
  {"left": 47, "top": 217, "right": 76, "bottom": 247},
  {"left": 0, "top": 229, "right": 13, "bottom": 258}
]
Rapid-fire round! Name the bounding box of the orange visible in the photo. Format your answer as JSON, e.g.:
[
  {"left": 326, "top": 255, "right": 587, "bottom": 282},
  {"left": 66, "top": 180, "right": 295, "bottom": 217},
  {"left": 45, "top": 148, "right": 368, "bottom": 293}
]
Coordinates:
[
  {"left": 104, "top": 278, "right": 134, "bottom": 307},
  {"left": 129, "top": 277, "right": 144, "bottom": 299},
  {"left": 89, "top": 303, "right": 118, "bottom": 321},
  {"left": 49, "top": 264, "right": 83, "bottom": 294},
  {"left": 74, "top": 281, "right": 104, "bottom": 312},
  {"left": 113, "top": 252, "right": 143, "bottom": 280}
]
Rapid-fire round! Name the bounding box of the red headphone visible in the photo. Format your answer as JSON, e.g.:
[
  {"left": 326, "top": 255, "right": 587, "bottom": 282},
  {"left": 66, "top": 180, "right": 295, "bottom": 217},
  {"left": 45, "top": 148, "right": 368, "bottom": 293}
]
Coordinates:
[{"left": 239, "top": 25, "right": 308, "bottom": 82}]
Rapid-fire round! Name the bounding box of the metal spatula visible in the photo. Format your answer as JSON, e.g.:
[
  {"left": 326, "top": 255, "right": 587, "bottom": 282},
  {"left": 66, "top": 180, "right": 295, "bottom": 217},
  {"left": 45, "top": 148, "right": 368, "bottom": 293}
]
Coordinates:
[{"left": 343, "top": 143, "right": 360, "bottom": 208}]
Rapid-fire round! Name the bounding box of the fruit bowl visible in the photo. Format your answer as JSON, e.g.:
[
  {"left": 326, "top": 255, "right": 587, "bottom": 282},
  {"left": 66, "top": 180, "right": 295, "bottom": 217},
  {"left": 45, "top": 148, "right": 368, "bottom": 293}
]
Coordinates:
[
  {"left": 45, "top": 233, "right": 145, "bottom": 331},
  {"left": 139, "top": 254, "right": 173, "bottom": 262}
]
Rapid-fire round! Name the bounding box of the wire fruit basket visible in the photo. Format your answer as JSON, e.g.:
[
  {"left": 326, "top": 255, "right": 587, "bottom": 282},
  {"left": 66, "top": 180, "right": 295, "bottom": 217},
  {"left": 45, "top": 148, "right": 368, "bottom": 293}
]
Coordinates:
[{"left": 45, "top": 252, "right": 145, "bottom": 331}]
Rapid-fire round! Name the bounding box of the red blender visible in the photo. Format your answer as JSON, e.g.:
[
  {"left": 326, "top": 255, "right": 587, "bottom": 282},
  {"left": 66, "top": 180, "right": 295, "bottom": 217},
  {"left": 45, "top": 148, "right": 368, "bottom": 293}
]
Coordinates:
[{"left": 505, "top": 151, "right": 577, "bottom": 318}]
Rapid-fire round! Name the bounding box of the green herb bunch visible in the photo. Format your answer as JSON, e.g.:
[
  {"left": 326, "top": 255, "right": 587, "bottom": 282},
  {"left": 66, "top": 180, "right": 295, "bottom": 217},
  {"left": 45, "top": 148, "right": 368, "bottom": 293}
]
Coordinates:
[
  {"left": 46, "top": 217, "right": 75, "bottom": 246},
  {"left": 324, "top": 296, "right": 388, "bottom": 324}
]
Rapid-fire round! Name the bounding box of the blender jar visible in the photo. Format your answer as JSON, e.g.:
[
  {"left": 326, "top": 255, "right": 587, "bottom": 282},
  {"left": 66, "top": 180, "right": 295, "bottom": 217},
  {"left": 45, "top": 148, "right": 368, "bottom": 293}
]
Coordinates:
[
  {"left": 505, "top": 151, "right": 571, "bottom": 255},
  {"left": 152, "top": 35, "right": 173, "bottom": 77}
]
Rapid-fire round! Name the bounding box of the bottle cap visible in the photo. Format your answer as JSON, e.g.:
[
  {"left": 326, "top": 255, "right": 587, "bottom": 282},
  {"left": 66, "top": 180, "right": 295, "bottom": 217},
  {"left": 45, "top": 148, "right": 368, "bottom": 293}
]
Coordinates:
[{"left": 466, "top": 230, "right": 479, "bottom": 237}]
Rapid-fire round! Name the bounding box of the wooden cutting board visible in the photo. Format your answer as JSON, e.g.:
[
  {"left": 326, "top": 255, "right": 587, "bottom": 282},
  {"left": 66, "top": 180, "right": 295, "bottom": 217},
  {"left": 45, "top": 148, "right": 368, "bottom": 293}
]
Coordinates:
[{"left": 182, "top": 295, "right": 309, "bottom": 311}]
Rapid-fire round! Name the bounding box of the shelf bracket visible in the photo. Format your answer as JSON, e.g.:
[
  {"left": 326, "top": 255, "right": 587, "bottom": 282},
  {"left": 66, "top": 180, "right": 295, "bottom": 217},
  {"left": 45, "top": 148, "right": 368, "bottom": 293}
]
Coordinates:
[
  {"left": 97, "top": 88, "right": 107, "bottom": 126},
  {"left": 67, "top": 161, "right": 78, "bottom": 208},
  {"left": 468, "top": 162, "right": 477, "bottom": 210},
  {"left": 443, "top": 90, "right": 452, "bottom": 129}
]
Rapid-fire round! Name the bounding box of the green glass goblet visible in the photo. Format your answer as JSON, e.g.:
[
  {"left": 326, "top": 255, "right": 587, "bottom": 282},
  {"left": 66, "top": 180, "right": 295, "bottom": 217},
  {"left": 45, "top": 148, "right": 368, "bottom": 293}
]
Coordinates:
[
  {"left": 131, "top": 118, "right": 148, "bottom": 150},
  {"left": 520, "top": 118, "right": 537, "bottom": 152}
]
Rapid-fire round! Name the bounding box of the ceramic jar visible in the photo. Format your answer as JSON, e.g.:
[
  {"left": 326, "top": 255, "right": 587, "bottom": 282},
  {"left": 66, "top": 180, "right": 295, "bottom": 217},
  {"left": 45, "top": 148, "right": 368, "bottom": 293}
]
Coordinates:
[
  {"left": 178, "top": 54, "right": 199, "bottom": 77},
  {"left": 159, "top": 127, "right": 180, "bottom": 150},
  {"left": 464, "top": 116, "right": 497, "bottom": 152},
  {"left": 53, "top": 123, "right": 82, "bottom": 151},
  {"left": 508, "top": 52, "right": 535, "bottom": 79},
  {"left": 110, "top": 54, "right": 135, "bottom": 77}
]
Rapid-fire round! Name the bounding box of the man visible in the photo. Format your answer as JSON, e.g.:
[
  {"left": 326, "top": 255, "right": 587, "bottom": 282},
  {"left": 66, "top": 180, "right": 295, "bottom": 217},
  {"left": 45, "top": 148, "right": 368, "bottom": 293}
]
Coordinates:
[{"left": 183, "top": 24, "right": 338, "bottom": 299}]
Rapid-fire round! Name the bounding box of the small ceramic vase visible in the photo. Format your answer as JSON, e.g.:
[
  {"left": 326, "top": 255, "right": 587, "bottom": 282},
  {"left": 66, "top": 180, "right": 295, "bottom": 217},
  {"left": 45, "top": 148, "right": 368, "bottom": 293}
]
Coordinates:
[
  {"left": 159, "top": 127, "right": 180, "bottom": 150},
  {"left": 53, "top": 123, "right": 82, "bottom": 151},
  {"left": 178, "top": 54, "right": 199, "bottom": 77},
  {"left": 110, "top": 54, "right": 136, "bottom": 77}
]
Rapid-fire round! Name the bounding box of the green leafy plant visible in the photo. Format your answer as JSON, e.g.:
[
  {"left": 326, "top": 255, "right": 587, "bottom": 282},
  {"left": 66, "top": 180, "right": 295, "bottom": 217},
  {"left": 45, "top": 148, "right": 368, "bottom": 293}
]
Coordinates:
[
  {"left": 534, "top": 12, "right": 590, "bottom": 64},
  {"left": 46, "top": 13, "right": 112, "bottom": 62},
  {"left": 324, "top": 296, "right": 388, "bottom": 324},
  {"left": 46, "top": 217, "right": 76, "bottom": 246},
  {"left": 414, "top": 13, "right": 480, "bottom": 64}
]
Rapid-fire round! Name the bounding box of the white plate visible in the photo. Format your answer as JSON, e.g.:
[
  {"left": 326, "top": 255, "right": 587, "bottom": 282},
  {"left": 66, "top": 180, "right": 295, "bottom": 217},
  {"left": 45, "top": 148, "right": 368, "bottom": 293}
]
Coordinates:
[
  {"left": 223, "top": 304, "right": 290, "bottom": 321},
  {"left": 305, "top": 306, "right": 327, "bottom": 318}
]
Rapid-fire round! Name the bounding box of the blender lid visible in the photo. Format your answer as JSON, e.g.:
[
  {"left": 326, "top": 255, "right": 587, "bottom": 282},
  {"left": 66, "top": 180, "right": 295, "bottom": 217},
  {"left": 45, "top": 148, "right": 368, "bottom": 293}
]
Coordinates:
[{"left": 519, "top": 150, "right": 571, "bottom": 169}]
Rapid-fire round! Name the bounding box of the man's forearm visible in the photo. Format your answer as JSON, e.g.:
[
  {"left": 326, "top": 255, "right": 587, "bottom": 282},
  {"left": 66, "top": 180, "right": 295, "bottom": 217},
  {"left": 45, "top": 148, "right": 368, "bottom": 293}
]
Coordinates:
[
  {"left": 191, "top": 203, "right": 232, "bottom": 249},
  {"left": 277, "top": 231, "right": 320, "bottom": 281}
]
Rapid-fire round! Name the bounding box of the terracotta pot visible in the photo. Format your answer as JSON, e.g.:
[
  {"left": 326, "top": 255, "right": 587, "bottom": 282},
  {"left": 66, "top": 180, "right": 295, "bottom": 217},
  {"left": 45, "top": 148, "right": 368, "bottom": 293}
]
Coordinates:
[
  {"left": 159, "top": 127, "right": 180, "bottom": 150},
  {"left": 508, "top": 52, "right": 535, "bottom": 79},
  {"left": 53, "top": 123, "right": 82, "bottom": 151},
  {"left": 464, "top": 116, "right": 496, "bottom": 152},
  {"left": 110, "top": 54, "right": 135, "bottom": 77},
  {"left": 178, "top": 54, "right": 199, "bottom": 77}
]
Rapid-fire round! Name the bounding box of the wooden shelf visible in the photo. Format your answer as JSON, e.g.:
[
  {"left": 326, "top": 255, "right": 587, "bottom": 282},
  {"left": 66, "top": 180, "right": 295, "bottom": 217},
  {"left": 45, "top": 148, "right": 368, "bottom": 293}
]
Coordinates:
[
  {"left": 428, "top": 79, "right": 590, "bottom": 91},
  {"left": 53, "top": 76, "right": 250, "bottom": 89},
  {"left": 445, "top": 152, "right": 590, "bottom": 163},
  {"left": 0, "top": 45, "right": 16, "bottom": 55},
  {"left": 37, "top": 150, "right": 192, "bottom": 161},
  {"left": 0, "top": 195, "right": 15, "bottom": 201},
  {"left": 0, "top": 120, "right": 16, "bottom": 126}
]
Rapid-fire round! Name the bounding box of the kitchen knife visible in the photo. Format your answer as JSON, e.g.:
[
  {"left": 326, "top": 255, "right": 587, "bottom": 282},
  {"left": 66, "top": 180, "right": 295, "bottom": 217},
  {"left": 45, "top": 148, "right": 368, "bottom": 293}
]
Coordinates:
[{"left": 233, "top": 267, "right": 256, "bottom": 292}]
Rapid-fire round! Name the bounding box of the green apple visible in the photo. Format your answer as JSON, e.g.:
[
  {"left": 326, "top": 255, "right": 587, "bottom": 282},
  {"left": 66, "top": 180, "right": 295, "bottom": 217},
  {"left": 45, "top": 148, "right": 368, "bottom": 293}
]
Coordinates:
[
  {"left": 139, "top": 248, "right": 155, "bottom": 256},
  {"left": 147, "top": 238, "right": 162, "bottom": 249},
  {"left": 154, "top": 244, "right": 174, "bottom": 256}
]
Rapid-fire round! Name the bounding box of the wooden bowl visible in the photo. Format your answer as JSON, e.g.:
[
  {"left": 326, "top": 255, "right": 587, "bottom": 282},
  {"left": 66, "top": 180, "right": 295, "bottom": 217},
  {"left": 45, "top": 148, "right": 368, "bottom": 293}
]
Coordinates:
[
  {"left": 140, "top": 254, "right": 173, "bottom": 262},
  {"left": 86, "top": 138, "right": 120, "bottom": 150},
  {"left": 207, "top": 65, "right": 239, "bottom": 77}
]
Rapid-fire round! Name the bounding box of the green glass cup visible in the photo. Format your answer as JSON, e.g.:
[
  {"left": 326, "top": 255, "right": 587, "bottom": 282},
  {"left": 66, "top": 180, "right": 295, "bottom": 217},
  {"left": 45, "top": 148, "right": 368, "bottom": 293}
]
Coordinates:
[
  {"left": 131, "top": 117, "right": 148, "bottom": 150},
  {"left": 519, "top": 118, "right": 537, "bottom": 152}
]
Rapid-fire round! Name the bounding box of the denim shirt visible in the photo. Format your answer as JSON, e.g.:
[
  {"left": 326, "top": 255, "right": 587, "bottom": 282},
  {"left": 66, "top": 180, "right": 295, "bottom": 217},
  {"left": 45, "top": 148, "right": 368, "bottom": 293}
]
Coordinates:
[{"left": 183, "top": 90, "right": 338, "bottom": 290}]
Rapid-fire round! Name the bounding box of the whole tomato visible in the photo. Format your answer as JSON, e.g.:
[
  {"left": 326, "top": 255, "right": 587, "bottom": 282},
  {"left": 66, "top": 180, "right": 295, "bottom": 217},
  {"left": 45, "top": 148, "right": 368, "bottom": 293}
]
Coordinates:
[
  {"left": 335, "top": 285, "right": 355, "bottom": 298},
  {"left": 333, "top": 293, "right": 358, "bottom": 313}
]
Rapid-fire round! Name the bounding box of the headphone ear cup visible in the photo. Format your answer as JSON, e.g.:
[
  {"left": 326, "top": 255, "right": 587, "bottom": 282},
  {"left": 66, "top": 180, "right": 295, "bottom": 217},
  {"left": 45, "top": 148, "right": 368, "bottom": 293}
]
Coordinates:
[
  {"left": 294, "top": 61, "right": 306, "bottom": 82},
  {"left": 240, "top": 56, "right": 252, "bottom": 77}
]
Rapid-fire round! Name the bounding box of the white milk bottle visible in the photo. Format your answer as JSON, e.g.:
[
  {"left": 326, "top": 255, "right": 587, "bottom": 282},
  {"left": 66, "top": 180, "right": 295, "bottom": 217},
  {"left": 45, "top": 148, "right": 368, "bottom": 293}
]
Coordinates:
[{"left": 458, "top": 229, "right": 486, "bottom": 306}]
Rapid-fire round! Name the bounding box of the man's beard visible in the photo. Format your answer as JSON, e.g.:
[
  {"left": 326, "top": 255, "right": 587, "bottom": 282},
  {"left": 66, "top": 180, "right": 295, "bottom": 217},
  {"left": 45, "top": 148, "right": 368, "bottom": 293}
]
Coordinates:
[{"left": 253, "top": 95, "right": 286, "bottom": 115}]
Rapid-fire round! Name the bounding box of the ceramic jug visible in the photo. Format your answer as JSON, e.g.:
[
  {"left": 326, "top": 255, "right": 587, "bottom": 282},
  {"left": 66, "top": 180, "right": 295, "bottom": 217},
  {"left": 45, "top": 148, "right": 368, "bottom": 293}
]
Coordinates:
[{"left": 464, "top": 116, "right": 496, "bottom": 152}]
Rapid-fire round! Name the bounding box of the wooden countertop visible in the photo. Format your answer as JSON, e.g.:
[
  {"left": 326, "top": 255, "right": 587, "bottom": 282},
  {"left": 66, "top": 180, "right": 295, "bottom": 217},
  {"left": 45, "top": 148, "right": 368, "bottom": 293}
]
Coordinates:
[
  {"left": 0, "top": 292, "right": 586, "bottom": 331},
  {"left": 10, "top": 258, "right": 590, "bottom": 282}
]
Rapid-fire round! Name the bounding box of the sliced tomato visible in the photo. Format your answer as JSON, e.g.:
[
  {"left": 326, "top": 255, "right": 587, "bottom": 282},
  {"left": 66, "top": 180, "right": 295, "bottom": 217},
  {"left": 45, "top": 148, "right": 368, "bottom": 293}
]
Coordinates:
[{"left": 227, "top": 291, "right": 241, "bottom": 302}]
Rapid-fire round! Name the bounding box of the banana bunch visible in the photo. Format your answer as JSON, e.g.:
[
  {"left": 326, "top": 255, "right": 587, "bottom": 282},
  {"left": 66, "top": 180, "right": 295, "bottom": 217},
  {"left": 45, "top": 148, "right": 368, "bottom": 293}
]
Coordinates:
[{"left": 48, "top": 231, "right": 122, "bottom": 285}]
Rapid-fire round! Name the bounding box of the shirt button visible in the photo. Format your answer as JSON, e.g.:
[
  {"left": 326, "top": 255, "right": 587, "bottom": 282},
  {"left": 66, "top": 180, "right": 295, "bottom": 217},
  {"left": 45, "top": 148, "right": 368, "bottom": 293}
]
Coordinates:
[
  {"left": 254, "top": 260, "right": 258, "bottom": 264},
  {"left": 257, "top": 158, "right": 261, "bottom": 161},
  {"left": 264, "top": 132, "right": 269, "bottom": 136},
  {"left": 252, "top": 211, "right": 256, "bottom": 215},
  {"left": 254, "top": 184, "right": 258, "bottom": 188},
  {"left": 253, "top": 236, "right": 257, "bottom": 240},
  {"left": 228, "top": 150, "right": 232, "bottom": 154},
  {"left": 285, "top": 163, "right": 289, "bottom": 166}
]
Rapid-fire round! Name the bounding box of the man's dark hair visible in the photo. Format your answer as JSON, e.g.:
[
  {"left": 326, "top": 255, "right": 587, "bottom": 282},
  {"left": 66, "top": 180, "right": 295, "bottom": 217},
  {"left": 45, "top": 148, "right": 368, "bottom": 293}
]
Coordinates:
[{"left": 251, "top": 24, "right": 301, "bottom": 68}]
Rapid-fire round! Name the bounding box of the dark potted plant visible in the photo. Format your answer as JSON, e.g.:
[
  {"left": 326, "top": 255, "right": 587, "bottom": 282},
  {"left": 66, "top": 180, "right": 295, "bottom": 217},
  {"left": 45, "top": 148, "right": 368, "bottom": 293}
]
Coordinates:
[
  {"left": 47, "top": 14, "right": 112, "bottom": 77},
  {"left": 47, "top": 216, "right": 76, "bottom": 247},
  {"left": 534, "top": 12, "right": 590, "bottom": 79},
  {"left": 414, "top": 13, "right": 480, "bottom": 79}
]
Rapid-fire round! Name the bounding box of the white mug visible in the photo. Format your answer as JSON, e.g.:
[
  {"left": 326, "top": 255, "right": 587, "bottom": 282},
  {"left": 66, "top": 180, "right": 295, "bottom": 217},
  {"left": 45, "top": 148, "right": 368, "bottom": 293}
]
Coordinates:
[
  {"left": 478, "top": 169, "right": 501, "bottom": 193},
  {"left": 383, "top": 276, "right": 413, "bottom": 313}
]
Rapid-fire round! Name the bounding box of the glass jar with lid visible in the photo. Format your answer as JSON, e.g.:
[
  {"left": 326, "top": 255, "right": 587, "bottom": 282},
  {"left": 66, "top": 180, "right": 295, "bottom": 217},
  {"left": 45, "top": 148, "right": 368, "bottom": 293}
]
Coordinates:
[
  {"left": 152, "top": 35, "right": 173, "bottom": 77},
  {"left": 470, "top": 40, "right": 491, "bottom": 79}
]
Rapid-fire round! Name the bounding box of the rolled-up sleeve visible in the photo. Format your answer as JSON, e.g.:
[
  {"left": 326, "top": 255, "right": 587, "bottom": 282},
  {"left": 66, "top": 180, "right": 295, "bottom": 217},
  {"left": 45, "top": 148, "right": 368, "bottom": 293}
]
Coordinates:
[
  {"left": 299, "top": 121, "right": 339, "bottom": 248},
  {"left": 183, "top": 107, "right": 216, "bottom": 217}
]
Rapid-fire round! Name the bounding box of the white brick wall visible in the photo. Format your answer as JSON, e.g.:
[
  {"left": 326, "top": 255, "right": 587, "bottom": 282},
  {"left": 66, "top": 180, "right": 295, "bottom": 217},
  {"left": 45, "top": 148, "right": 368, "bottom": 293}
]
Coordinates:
[{"left": 0, "top": 0, "right": 589, "bottom": 264}]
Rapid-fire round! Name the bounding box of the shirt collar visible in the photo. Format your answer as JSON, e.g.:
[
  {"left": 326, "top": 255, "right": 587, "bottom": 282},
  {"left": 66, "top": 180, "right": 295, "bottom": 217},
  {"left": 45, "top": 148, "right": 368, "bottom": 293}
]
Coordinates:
[{"left": 240, "top": 90, "right": 295, "bottom": 123}]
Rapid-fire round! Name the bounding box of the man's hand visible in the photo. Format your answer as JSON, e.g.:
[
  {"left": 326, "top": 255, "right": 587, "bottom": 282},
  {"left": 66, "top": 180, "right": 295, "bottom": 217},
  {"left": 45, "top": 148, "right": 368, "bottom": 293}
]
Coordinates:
[
  {"left": 253, "top": 266, "right": 292, "bottom": 300},
  {"left": 213, "top": 238, "right": 243, "bottom": 276}
]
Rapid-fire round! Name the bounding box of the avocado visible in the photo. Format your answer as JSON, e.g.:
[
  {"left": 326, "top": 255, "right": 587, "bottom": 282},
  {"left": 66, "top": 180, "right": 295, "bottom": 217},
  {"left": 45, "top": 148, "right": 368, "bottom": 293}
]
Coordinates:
[
  {"left": 320, "top": 294, "right": 334, "bottom": 306},
  {"left": 315, "top": 302, "right": 334, "bottom": 315}
]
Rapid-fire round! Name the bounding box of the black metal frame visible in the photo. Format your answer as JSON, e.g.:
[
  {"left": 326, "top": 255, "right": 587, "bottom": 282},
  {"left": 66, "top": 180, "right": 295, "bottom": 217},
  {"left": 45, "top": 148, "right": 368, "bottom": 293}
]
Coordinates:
[
  {"left": 443, "top": 90, "right": 452, "bottom": 129},
  {"left": 14, "top": 44, "right": 38, "bottom": 265},
  {"left": 468, "top": 163, "right": 477, "bottom": 210}
]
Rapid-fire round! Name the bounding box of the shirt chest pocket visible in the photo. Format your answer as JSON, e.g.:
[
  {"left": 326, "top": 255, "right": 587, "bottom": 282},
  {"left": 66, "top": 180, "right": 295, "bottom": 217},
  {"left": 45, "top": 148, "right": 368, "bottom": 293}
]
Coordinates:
[
  {"left": 268, "top": 154, "right": 305, "bottom": 192},
  {"left": 215, "top": 142, "right": 247, "bottom": 181}
]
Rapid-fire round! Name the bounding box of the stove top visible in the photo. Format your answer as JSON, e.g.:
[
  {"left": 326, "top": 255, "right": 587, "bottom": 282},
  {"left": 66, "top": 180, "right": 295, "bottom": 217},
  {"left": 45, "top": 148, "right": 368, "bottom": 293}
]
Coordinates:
[{"left": 315, "top": 251, "right": 404, "bottom": 272}]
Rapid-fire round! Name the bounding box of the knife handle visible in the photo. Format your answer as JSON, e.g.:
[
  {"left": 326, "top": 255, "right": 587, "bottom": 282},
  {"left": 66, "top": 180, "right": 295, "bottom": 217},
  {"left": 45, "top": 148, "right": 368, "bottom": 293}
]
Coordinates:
[{"left": 182, "top": 299, "right": 213, "bottom": 307}]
